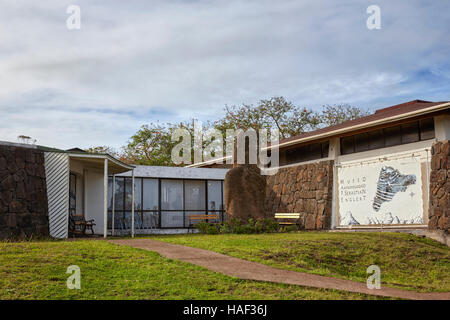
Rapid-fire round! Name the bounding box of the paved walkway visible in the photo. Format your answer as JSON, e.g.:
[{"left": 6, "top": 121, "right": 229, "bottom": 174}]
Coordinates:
[{"left": 109, "top": 239, "right": 450, "bottom": 300}]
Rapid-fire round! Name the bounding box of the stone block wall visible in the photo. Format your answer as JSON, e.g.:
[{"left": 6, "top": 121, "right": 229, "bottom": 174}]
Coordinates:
[
  {"left": 0, "top": 145, "right": 49, "bottom": 239},
  {"left": 428, "top": 140, "right": 450, "bottom": 232},
  {"left": 265, "top": 160, "right": 334, "bottom": 230}
]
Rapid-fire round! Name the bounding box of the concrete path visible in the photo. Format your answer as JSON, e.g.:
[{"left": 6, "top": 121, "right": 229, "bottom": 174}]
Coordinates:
[{"left": 109, "top": 239, "right": 450, "bottom": 300}]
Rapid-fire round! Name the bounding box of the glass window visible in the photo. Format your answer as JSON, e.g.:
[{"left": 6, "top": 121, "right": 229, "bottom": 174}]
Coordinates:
[
  {"left": 114, "top": 177, "right": 124, "bottom": 210},
  {"left": 420, "top": 118, "right": 435, "bottom": 140},
  {"left": 111, "top": 210, "right": 123, "bottom": 229},
  {"left": 222, "top": 181, "right": 225, "bottom": 211},
  {"left": 354, "top": 133, "right": 369, "bottom": 152},
  {"left": 69, "top": 173, "right": 76, "bottom": 214},
  {"left": 161, "top": 179, "right": 183, "bottom": 210},
  {"left": 142, "top": 211, "right": 159, "bottom": 229},
  {"left": 401, "top": 122, "right": 419, "bottom": 144},
  {"left": 368, "top": 129, "right": 384, "bottom": 150},
  {"left": 161, "top": 211, "right": 184, "bottom": 228},
  {"left": 108, "top": 177, "right": 113, "bottom": 210},
  {"left": 123, "top": 211, "right": 132, "bottom": 229},
  {"left": 185, "top": 180, "right": 206, "bottom": 210},
  {"left": 340, "top": 136, "right": 354, "bottom": 155},
  {"left": 384, "top": 126, "right": 401, "bottom": 147},
  {"left": 124, "top": 178, "right": 133, "bottom": 210},
  {"left": 134, "top": 178, "right": 142, "bottom": 210},
  {"left": 143, "top": 179, "right": 159, "bottom": 210},
  {"left": 307, "top": 143, "right": 322, "bottom": 161},
  {"left": 321, "top": 141, "right": 329, "bottom": 158},
  {"left": 207, "top": 181, "right": 222, "bottom": 211}
]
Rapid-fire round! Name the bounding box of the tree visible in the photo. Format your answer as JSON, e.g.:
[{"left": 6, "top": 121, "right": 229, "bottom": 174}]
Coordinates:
[
  {"left": 122, "top": 123, "right": 175, "bottom": 166},
  {"left": 215, "top": 96, "right": 321, "bottom": 139},
  {"left": 320, "top": 104, "right": 370, "bottom": 127},
  {"left": 120, "top": 97, "right": 371, "bottom": 166},
  {"left": 85, "top": 146, "right": 119, "bottom": 158}
]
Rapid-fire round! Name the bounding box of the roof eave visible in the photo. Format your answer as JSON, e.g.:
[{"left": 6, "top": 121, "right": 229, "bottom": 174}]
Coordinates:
[
  {"left": 67, "top": 152, "right": 135, "bottom": 171},
  {"left": 264, "top": 101, "right": 450, "bottom": 150}
]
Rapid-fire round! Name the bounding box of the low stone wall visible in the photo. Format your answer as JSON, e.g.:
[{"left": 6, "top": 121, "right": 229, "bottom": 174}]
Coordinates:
[
  {"left": 265, "top": 160, "right": 334, "bottom": 230},
  {"left": 0, "top": 145, "right": 49, "bottom": 239},
  {"left": 428, "top": 140, "right": 449, "bottom": 232}
]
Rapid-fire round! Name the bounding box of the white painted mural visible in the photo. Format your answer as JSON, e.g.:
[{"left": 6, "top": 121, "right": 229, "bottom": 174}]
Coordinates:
[{"left": 337, "top": 154, "right": 424, "bottom": 226}]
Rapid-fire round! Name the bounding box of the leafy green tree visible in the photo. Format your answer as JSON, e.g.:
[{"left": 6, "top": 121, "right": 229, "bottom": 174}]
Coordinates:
[
  {"left": 121, "top": 97, "right": 371, "bottom": 166},
  {"left": 320, "top": 104, "right": 371, "bottom": 127},
  {"left": 85, "top": 146, "right": 119, "bottom": 157},
  {"left": 215, "top": 96, "right": 321, "bottom": 139},
  {"left": 122, "top": 123, "right": 176, "bottom": 166}
]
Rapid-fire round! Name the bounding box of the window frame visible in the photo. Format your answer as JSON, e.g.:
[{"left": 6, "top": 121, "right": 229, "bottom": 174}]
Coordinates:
[{"left": 108, "top": 177, "right": 225, "bottom": 229}]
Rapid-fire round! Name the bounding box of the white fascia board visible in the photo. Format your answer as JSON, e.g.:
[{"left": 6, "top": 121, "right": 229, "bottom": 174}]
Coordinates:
[{"left": 68, "top": 153, "right": 135, "bottom": 170}]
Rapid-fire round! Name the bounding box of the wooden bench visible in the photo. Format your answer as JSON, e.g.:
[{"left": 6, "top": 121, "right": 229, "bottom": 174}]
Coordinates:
[
  {"left": 188, "top": 214, "right": 220, "bottom": 233},
  {"left": 274, "top": 213, "right": 301, "bottom": 229},
  {"left": 69, "top": 213, "right": 96, "bottom": 235}
]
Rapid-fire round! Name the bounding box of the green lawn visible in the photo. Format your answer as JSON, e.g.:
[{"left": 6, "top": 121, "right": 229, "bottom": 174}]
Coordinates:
[
  {"left": 151, "top": 232, "right": 450, "bottom": 293},
  {"left": 0, "top": 240, "right": 384, "bottom": 300}
]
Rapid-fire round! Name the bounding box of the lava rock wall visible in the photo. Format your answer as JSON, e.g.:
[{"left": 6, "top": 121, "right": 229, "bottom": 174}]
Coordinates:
[
  {"left": 428, "top": 140, "right": 450, "bottom": 232},
  {"left": 265, "top": 160, "right": 334, "bottom": 230},
  {"left": 0, "top": 145, "right": 49, "bottom": 239}
]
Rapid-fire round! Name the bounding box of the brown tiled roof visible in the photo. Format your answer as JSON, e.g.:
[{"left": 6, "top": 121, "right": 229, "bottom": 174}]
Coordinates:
[{"left": 275, "top": 100, "right": 449, "bottom": 147}]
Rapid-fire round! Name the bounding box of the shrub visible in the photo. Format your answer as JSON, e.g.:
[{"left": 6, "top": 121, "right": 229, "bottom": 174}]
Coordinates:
[{"left": 195, "top": 217, "right": 280, "bottom": 234}]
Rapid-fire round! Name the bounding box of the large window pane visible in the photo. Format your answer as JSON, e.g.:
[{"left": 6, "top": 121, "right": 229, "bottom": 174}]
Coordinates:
[
  {"left": 222, "top": 181, "right": 225, "bottom": 211},
  {"left": 133, "top": 211, "right": 143, "bottom": 229},
  {"left": 368, "top": 129, "right": 384, "bottom": 150},
  {"left": 143, "top": 179, "right": 159, "bottom": 210},
  {"left": 354, "top": 133, "right": 369, "bottom": 152},
  {"left": 108, "top": 177, "right": 113, "bottom": 210},
  {"left": 69, "top": 173, "right": 76, "bottom": 214},
  {"left": 207, "top": 181, "right": 222, "bottom": 211},
  {"left": 134, "top": 178, "right": 142, "bottom": 210},
  {"left": 161, "top": 211, "right": 184, "bottom": 228},
  {"left": 114, "top": 178, "right": 124, "bottom": 210},
  {"left": 185, "top": 180, "right": 206, "bottom": 210},
  {"left": 123, "top": 211, "right": 132, "bottom": 229},
  {"left": 142, "top": 211, "right": 159, "bottom": 229},
  {"left": 161, "top": 179, "right": 183, "bottom": 210},
  {"left": 124, "top": 178, "right": 133, "bottom": 210},
  {"left": 384, "top": 126, "right": 401, "bottom": 147},
  {"left": 401, "top": 122, "right": 419, "bottom": 144},
  {"left": 306, "top": 143, "right": 321, "bottom": 161},
  {"left": 111, "top": 211, "right": 123, "bottom": 229},
  {"left": 340, "top": 136, "right": 355, "bottom": 155},
  {"left": 321, "top": 141, "right": 329, "bottom": 158},
  {"left": 420, "top": 118, "right": 435, "bottom": 140}
]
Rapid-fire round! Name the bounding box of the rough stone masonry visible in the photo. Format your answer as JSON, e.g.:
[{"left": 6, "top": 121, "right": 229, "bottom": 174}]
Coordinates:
[
  {"left": 428, "top": 140, "right": 450, "bottom": 232},
  {"left": 265, "top": 160, "right": 334, "bottom": 230},
  {"left": 0, "top": 145, "right": 49, "bottom": 239}
]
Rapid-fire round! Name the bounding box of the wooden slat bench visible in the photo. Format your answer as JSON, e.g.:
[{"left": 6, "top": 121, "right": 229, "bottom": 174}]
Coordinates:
[
  {"left": 274, "top": 213, "right": 300, "bottom": 229},
  {"left": 188, "top": 214, "right": 220, "bottom": 233},
  {"left": 69, "top": 213, "right": 96, "bottom": 235}
]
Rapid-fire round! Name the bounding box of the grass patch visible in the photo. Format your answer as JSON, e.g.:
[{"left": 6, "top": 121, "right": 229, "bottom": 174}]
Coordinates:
[
  {"left": 151, "top": 232, "right": 450, "bottom": 292},
  {"left": 0, "top": 240, "right": 385, "bottom": 300}
]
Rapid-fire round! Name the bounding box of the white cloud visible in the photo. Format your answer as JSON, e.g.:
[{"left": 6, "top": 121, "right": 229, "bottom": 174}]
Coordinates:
[{"left": 0, "top": 0, "right": 449, "bottom": 149}]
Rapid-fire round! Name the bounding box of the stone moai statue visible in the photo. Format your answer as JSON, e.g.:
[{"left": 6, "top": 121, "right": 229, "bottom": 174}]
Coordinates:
[{"left": 224, "top": 131, "right": 267, "bottom": 221}]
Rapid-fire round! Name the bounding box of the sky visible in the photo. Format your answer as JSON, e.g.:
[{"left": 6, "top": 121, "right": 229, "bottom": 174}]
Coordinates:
[{"left": 0, "top": 0, "right": 449, "bottom": 150}]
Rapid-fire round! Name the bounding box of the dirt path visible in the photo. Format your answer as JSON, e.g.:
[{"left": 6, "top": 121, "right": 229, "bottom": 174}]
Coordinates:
[{"left": 109, "top": 239, "right": 450, "bottom": 300}]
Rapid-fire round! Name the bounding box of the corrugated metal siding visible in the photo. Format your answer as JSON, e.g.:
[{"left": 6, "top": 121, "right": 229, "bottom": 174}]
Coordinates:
[{"left": 44, "top": 152, "right": 70, "bottom": 239}]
